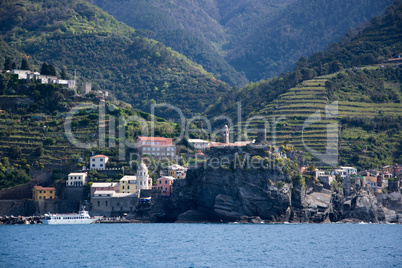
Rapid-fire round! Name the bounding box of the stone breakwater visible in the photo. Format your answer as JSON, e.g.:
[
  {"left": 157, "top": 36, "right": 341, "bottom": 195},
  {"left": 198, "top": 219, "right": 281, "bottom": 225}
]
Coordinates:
[{"left": 0, "top": 216, "right": 43, "bottom": 225}]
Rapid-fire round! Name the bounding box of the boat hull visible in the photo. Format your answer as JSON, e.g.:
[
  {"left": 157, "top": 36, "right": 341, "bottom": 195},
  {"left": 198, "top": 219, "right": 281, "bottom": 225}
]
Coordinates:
[{"left": 42, "top": 218, "right": 97, "bottom": 225}]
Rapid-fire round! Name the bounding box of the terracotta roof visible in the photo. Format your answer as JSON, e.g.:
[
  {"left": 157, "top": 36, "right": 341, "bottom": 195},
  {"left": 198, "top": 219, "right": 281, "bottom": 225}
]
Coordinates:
[
  {"left": 137, "top": 136, "right": 172, "bottom": 141},
  {"left": 33, "top": 186, "right": 56, "bottom": 191},
  {"left": 91, "top": 155, "right": 108, "bottom": 158}
]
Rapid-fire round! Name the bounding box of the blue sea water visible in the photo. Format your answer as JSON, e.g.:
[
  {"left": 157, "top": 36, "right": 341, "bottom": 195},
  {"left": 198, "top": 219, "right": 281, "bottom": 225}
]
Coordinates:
[{"left": 0, "top": 223, "right": 401, "bottom": 267}]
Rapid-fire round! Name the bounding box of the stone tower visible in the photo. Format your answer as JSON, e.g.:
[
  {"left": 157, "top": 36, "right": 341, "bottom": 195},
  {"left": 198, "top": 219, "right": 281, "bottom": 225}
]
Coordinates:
[
  {"left": 222, "top": 125, "right": 229, "bottom": 144},
  {"left": 256, "top": 123, "right": 266, "bottom": 143},
  {"left": 137, "top": 160, "right": 152, "bottom": 190}
]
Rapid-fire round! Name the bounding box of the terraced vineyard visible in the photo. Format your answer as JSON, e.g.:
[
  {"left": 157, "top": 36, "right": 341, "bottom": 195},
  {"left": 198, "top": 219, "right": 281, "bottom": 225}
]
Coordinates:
[{"left": 236, "top": 70, "right": 402, "bottom": 167}]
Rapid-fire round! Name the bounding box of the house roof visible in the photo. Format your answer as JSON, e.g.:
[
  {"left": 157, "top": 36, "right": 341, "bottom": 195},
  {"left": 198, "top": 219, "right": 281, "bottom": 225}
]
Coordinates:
[
  {"left": 33, "top": 186, "right": 55, "bottom": 191},
  {"left": 91, "top": 155, "right": 108, "bottom": 158},
  {"left": 93, "top": 190, "right": 115, "bottom": 196},
  {"left": 137, "top": 136, "right": 172, "bottom": 142},
  {"left": 68, "top": 172, "right": 87, "bottom": 176},
  {"left": 120, "top": 176, "right": 137, "bottom": 181},
  {"left": 158, "top": 176, "right": 175, "bottom": 181},
  {"left": 188, "top": 139, "right": 210, "bottom": 143},
  {"left": 91, "top": 182, "right": 119, "bottom": 188}
]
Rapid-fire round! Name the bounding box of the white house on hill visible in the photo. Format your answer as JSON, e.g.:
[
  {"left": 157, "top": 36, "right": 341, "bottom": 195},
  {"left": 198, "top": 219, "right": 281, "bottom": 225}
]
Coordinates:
[{"left": 90, "top": 155, "right": 109, "bottom": 169}]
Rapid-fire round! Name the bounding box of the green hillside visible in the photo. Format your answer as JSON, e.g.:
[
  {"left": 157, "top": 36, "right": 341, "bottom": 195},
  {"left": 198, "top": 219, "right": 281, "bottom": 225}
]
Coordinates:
[
  {"left": 94, "top": 0, "right": 394, "bottom": 83},
  {"left": 0, "top": 74, "right": 181, "bottom": 188},
  {"left": 205, "top": 2, "right": 402, "bottom": 169},
  {"left": 0, "top": 0, "right": 231, "bottom": 118}
]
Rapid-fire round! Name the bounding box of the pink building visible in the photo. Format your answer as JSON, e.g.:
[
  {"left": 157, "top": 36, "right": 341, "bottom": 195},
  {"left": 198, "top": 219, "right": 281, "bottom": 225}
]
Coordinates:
[{"left": 157, "top": 176, "right": 175, "bottom": 196}]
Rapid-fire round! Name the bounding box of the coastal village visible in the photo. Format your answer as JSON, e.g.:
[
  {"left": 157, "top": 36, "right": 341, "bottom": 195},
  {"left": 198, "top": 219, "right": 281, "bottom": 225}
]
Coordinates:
[{"left": 0, "top": 67, "right": 401, "bottom": 224}]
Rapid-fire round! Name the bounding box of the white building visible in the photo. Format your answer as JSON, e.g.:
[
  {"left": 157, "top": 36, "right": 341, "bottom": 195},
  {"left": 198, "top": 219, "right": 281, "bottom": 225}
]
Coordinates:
[
  {"left": 188, "top": 139, "right": 210, "bottom": 151},
  {"left": 137, "top": 161, "right": 152, "bottom": 190},
  {"left": 119, "top": 176, "right": 138, "bottom": 194},
  {"left": 339, "top": 166, "right": 357, "bottom": 175},
  {"left": 67, "top": 172, "right": 87, "bottom": 186},
  {"left": 332, "top": 166, "right": 357, "bottom": 179},
  {"left": 90, "top": 155, "right": 109, "bottom": 169}
]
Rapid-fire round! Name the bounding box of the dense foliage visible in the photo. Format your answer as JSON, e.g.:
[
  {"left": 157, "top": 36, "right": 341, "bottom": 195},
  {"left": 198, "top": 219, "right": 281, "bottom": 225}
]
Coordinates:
[
  {"left": 94, "top": 0, "right": 394, "bottom": 83},
  {"left": 0, "top": 0, "right": 231, "bottom": 118},
  {"left": 294, "top": 1, "right": 402, "bottom": 75}
]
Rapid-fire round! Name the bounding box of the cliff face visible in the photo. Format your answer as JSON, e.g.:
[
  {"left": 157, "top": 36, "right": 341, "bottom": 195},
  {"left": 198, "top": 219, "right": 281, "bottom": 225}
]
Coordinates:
[{"left": 166, "top": 166, "right": 389, "bottom": 223}]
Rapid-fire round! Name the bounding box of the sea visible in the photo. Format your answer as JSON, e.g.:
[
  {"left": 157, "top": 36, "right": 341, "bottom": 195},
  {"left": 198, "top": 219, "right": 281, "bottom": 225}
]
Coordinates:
[{"left": 0, "top": 223, "right": 401, "bottom": 267}]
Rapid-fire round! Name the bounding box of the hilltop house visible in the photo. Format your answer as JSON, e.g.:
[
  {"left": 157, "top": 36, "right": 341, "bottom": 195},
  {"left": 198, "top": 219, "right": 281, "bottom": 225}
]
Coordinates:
[
  {"left": 32, "top": 186, "right": 56, "bottom": 201},
  {"left": 136, "top": 136, "right": 176, "bottom": 157},
  {"left": 10, "top": 69, "right": 76, "bottom": 89},
  {"left": 90, "top": 155, "right": 109, "bottom": 169},
  {"left": 66, "top": 172, "right": 87, "bottom": 186}
]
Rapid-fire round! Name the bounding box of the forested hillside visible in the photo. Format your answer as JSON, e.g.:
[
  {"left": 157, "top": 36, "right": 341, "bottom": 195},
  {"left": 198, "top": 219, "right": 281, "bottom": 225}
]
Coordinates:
[
  {"left": 94, "top": 0, "right": 394, "bottom": 83},
  {"left": 0, "top": 0, "right": 231, "bottom": 118},
  {"left": 204, "top": 2, "right": 402, "bottom": 168}
]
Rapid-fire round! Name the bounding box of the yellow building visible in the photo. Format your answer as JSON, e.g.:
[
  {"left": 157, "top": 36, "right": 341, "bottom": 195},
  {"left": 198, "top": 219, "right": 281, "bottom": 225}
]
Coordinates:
[
  {"left": 119, "top": 176, "right": 138, "bottom": 194},
  {"left": 32, "top": 186, "right": 56, "bottom": 201}
]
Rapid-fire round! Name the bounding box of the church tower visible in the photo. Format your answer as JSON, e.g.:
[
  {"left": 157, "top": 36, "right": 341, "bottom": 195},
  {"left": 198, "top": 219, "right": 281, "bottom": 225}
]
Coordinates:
[
  {"left": 222, "top": 125, "right": 229, "bottom": 144},
  {"left": 256, "top": 123, "right": 266, "bottom": 143},
  {"left": 137, "top": 160, "right": 152, "bottom": 190}
]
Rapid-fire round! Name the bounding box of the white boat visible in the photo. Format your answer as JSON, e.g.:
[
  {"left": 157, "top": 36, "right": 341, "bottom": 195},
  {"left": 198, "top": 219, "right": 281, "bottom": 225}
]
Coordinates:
[{"left": 42, "top": 208, "right": 97, "bottom": 225}]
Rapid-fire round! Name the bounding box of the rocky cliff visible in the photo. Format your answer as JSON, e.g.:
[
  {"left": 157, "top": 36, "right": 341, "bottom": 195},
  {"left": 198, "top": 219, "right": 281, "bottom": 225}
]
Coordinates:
[{"left": 146, "top": 147, "right": 401, "bottom": 223}]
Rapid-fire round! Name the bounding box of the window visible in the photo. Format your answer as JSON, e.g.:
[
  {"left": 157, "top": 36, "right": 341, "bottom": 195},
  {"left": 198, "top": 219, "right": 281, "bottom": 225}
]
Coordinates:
[
  {"left": 98, "top": 201, "right": 100, "bottom": 207},
  {"left": 128, "top": 186, "right": 130, "bottom": 189},
  {"left": 92, "top": 164, "right": 95, "bottom": 167},
  {"left": 39, "top": 196, "right": 42, "bottom": 199},
  {"left": 100, "top": 164, "right": 103, "bottom": 167},
  {"left": 105, "top": 201, "right": 108, "bottom": 206},
  {"left": 157, "top": 142, "right": 160, "bottom": 145},
  {"left": 92, "top": 159, "right": 95, "bottom": 161},
  {"left": 165, "top": 180, "right": 167, "bottom": 184},
  {"left": 157, "top": 148, "right": 160, "bottom": 151},
  {"left": 100, "top": 158, "right": 103, "bottom": 161},
  {"left": 50, "top": 191, "right": 52, "bottom": 193},
  {"left": 122, "top": 186, "right": 124, "bottom": 189},
  {"left": 159, "top": 181, "right": 161, "bottom": 184},
  {"left": 39, "top": 191, "right": 42, "bottom": 193}
]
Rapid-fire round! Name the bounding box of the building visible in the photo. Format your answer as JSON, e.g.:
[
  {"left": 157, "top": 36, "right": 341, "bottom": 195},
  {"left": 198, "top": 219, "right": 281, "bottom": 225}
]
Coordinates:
[
  {"left": 188, "top": 139, "right": 210, "bottom": 151},
  {"left": 222, "top": 125, "right": 229, "bottom": 144},
  {"left": 136, "top": 161, "right": 153, "bottom": 190},
  {"left": 157, "top": 176, "right": 175, "bottom": 196},
  {"left": 160, "top": 164, "right": 187, "bottom": 179},
  {"left": 256, "top": 124, "right": 266, "bottom": 143},
  {"left": 90, "top": 155, "right": 109, "bottom": 169},
  {"left": 32, "top": 186, "right": 56, "bottom": 201},
  {"left": 81, "top": 83, "right": 92, "bottom": 95},
  {"left": 364, "top": 173, "right": 378, "bottom": 191},
  {"left": 119, "top": 176, "right": 138, "bottom": 194},
  {"left": 91, "top": 191, "right": 138, "bottom": 217},
  {"left": 332, "top": 166, "right": 357, "bottom": 179},
  {"left": 318, "top": 175, "right": 334, "bottom": 188},
  {"left": 339, "top": 166, "right": 357, "bottom": 175},
  {"left": 90, "top": 182, "right": 119, "bottom": 197},
  {"left": 136, "top": 136, "right": 176, "bottom": 157},
  {"left": 66, "top": 172, "right": 87, "bottom": 186}
]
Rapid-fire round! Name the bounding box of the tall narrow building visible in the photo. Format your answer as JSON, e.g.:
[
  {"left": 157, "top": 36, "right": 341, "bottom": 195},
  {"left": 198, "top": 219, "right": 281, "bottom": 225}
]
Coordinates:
[{"left": 222, "top": 125, "right": 229, "bottom": 144}]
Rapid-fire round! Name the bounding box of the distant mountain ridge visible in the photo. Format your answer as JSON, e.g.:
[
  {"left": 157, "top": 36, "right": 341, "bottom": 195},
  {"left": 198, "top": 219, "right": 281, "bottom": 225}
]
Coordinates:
[{"left": 93, "top": 0, "right": 394, "bottom": 83}]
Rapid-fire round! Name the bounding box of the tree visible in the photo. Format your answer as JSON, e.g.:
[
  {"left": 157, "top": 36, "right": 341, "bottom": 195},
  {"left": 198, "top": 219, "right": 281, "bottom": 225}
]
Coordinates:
[
  {"left": 41, "top": 63, "right": 57, "bottom": 76},
  {"left": 60, "top": 66, "right": 68, "bottom": 79},
  {"left": 9, "top": 145, "right": 22, "bottom": 159},
  {"left": 11, "top": 62, "right": 16, "bottom": 69},
  {"left": 21, "top": 58, "right": 30, "bottom": 70},
  {"left": 4, "top": 57, "right": 12, "bottom": 70}
]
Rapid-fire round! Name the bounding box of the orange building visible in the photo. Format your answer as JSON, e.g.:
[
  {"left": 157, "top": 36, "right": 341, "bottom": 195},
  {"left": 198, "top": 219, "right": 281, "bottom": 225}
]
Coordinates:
[{"left": 32, "top": 186, "right": 56, "bottom": 201}]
